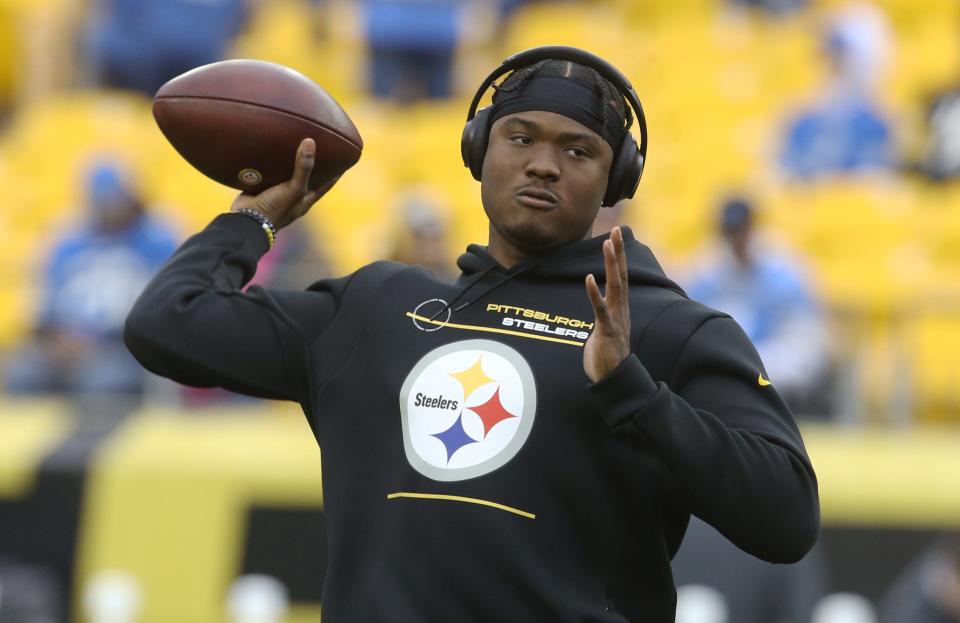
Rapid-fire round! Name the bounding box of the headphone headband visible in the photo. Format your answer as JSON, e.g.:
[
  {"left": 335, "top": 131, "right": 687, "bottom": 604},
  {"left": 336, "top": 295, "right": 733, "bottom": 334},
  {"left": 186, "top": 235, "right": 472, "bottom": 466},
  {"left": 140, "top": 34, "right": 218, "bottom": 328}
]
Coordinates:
[{"left": 465, "top": 45, "right": 647, "bottom": 161}]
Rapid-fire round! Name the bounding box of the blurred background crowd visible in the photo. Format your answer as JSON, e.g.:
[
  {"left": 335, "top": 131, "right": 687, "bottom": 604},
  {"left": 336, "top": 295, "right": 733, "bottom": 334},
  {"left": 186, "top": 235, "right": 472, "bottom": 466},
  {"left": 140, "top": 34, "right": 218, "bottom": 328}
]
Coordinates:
[{"left": 1, "top": 0, "right": 960, "bottom": 621}]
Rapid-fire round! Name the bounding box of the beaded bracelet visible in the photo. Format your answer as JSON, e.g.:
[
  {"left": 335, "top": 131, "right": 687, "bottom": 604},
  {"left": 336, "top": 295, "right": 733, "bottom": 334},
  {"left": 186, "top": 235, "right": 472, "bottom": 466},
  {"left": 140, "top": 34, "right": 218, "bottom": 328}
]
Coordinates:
[{"left": 231, "top": 208, "right": 277, "bottom": 250}]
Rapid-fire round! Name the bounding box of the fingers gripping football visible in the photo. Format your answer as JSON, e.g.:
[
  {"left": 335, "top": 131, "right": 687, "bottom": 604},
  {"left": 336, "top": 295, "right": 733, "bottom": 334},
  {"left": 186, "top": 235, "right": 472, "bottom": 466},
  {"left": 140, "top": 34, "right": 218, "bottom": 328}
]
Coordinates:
[{"left": 231, "top": 138, "right": 336, "bottom": 230}]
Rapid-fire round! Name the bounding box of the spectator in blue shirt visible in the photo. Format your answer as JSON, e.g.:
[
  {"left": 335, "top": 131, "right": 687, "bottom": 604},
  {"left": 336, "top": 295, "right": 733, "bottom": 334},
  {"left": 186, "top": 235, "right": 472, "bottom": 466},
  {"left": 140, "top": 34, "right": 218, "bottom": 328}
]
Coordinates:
[
  {"left": 778, "top": 3, "right": 895, "bottom": 180},
  {"left": 363, "top": 0, "right": 463, "bottom": 102},
  {"left": 685, "top": 196, "right": 830, "bottom": 415},
  {"left": 3, "top": 160, "right": 178, "bottom": 400},
  {"left": 84, "top": 0, "right": 249, "bottom": 97}
]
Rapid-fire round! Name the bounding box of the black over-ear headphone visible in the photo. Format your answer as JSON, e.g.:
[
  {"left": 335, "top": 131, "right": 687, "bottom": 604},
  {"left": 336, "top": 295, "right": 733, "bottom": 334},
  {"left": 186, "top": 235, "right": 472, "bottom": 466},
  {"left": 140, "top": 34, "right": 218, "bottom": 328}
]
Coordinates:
[{"left": 461, "top": 45, "right": 648, "bottom": 208}]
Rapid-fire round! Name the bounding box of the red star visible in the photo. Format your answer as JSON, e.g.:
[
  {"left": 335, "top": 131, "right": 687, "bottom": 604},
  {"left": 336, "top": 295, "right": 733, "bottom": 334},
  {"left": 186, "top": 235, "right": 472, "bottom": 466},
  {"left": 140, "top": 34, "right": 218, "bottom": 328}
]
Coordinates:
[{"left": 466, "top": 387, "right": 517, "bottom": 438}]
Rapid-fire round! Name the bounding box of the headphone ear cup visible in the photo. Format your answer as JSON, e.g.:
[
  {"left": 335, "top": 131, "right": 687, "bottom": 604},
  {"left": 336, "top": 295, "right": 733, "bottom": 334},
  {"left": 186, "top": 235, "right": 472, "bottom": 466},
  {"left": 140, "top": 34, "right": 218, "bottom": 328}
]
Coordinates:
[
  {"left": 602, "top": 134, "right": 644, "bottom": 207},
  {"left": 460, "top": 118, "right": 478, "bottom": 177},
  {"left": 461, "top": 107, "right": 492, "bottom": 181}
]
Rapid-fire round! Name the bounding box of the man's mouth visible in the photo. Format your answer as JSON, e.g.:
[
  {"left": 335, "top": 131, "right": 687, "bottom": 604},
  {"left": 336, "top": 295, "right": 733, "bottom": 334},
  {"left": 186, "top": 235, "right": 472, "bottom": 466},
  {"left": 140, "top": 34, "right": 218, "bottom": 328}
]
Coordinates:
[{"left": 515, "top": 187, "right": 558, "bottom": 210}]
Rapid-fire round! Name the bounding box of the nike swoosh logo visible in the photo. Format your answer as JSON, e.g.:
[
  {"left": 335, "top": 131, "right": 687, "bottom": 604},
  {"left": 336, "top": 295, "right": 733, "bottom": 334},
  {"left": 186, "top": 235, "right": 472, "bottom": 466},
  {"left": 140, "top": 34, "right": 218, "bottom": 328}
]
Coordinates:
[{"left": 758, "top": 374, "right": 771, "bottom": 387}]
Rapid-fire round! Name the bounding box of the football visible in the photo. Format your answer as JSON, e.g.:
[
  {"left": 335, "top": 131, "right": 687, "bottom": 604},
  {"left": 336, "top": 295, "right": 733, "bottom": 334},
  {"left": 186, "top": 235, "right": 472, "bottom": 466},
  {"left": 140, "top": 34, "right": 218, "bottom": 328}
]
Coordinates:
[{"left": 152, "top": 59, "right": 362, "bottom": 194}]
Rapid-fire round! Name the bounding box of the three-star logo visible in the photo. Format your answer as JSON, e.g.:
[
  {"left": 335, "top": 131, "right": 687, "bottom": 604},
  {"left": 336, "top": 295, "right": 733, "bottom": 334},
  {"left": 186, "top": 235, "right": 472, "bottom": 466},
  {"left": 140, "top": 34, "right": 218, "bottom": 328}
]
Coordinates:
[{"left": 399, "top": 339, "right": 537, "bottom": 481}]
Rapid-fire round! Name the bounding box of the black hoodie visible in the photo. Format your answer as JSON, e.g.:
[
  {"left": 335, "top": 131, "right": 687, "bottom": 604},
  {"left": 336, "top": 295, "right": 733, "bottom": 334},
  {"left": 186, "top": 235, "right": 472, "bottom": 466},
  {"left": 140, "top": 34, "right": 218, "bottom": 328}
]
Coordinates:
[{"left": 125, "top": 213, "right": 819, "bottom": 622}]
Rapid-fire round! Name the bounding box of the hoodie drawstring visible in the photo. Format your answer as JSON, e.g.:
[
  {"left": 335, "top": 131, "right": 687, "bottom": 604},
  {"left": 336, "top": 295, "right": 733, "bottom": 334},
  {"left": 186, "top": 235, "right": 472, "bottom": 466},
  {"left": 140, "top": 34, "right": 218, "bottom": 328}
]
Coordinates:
[
  {"left": 429, "top": 263, "right": 538, "bottom": 321},
  {"left": 428, "top": 264, "right": 497, "bottom": 321}
]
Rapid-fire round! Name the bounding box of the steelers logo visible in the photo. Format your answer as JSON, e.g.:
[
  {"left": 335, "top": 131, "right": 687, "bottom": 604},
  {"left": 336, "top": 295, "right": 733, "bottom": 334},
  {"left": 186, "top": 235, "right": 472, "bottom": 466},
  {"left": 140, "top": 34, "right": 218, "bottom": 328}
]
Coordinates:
[
  {"left": 399, "top": 339, "right": 537, "bottom": 482},
  {"left": 237, "top": 168, "right": 262, "bottom": 186}
]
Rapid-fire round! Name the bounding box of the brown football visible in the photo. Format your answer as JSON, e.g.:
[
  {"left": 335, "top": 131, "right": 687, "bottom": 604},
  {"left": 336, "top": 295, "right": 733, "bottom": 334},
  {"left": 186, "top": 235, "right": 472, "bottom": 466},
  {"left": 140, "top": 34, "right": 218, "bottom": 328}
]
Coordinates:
[{"left": 153, "top": 59, "right": 362, "bottom": 194}]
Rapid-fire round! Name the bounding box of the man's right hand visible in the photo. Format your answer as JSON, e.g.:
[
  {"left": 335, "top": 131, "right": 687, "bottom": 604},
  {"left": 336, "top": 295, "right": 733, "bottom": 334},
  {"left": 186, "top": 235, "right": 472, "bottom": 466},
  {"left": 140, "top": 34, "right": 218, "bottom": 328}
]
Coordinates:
[{"left": 230, "top": 138, "right": 337, "bottom": 230}]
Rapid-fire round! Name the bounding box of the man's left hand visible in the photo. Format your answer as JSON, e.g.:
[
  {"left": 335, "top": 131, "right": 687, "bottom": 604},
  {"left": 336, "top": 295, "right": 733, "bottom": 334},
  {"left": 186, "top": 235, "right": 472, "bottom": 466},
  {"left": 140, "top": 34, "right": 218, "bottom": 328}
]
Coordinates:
[{"left": 584, "top": 226, "right": 631, "bottom": 383}]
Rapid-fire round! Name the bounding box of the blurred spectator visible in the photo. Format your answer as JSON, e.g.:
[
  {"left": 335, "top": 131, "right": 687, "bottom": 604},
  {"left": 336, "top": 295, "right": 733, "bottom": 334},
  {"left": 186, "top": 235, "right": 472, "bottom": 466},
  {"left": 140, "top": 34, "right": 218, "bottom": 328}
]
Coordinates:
[
  {"left": 673, "top": 517, "right": 828, "bottom": 623},
  {"left": 725, "top": 0, "right": 808, "bottom": 18},
  {"left": 777, "top": 3, "right": 895, "bottom": 180},
  {"left": 387, "top": 189, "right": 455, "bottom": 281},
  {"left": 684, "top": 195, "right": 831, "bottom": 415},
  {"left": 83, "top": 0, "right": 250, "bottom": 97},
  {"left": 362, "top": 0, "right": 465, "bottom": 102},
  {"left": 497, "top": 0, "right": 532, "bottom": 19},
  {"left": 916, "top": 87, "right": 960, "bottom": 182},
  {"left": 880, "top": 536, "right": 960, "bottom": 623},
  {"left": 3, "top": 160, "right": 178, "bottom": 400}
]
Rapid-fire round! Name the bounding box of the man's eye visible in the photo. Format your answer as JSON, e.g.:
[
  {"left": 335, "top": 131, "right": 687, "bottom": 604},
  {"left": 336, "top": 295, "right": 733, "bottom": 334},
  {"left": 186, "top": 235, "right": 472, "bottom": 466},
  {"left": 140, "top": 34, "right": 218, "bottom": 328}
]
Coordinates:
[
  {"left": 567, "top": 147, "right": 589, "bottom": 158},
  {"left": 510, "top": 135, "right": 532, "bottom": 145}
]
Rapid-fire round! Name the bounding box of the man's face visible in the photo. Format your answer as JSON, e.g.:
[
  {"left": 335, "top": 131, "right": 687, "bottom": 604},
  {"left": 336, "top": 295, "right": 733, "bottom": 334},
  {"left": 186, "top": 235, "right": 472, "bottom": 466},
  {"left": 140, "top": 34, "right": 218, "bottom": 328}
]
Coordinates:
[
  {"left": 90, "top": 192, "right": 139, "bottom": 233},
  {"left": 723, "top": 222, "right": 753, "bottom": 265},
  {"left": 480, "top": 110, "right": 614, "bottom": 260}
]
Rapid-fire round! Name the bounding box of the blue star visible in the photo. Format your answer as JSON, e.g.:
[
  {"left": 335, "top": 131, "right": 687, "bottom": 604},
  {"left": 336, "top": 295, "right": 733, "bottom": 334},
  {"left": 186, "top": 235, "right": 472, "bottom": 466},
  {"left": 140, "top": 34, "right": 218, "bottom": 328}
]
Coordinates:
[{"left": 431, "top": 414, "right": 478, "bottom": 463}]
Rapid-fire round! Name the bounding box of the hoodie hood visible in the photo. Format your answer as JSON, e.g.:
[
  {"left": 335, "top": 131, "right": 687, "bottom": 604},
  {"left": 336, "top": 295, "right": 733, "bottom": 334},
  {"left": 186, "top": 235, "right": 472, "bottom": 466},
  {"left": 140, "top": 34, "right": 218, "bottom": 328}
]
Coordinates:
[{"left": 456, "top": 226, "right": 685, "bottom": 295}]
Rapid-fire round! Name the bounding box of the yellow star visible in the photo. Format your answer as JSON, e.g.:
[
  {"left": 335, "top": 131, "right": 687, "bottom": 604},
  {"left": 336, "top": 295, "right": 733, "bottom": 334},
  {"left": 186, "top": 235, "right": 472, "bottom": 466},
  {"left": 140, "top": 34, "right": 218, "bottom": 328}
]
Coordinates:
[{"left": 449, "top": 357, "right": 495, "bottom": 400}]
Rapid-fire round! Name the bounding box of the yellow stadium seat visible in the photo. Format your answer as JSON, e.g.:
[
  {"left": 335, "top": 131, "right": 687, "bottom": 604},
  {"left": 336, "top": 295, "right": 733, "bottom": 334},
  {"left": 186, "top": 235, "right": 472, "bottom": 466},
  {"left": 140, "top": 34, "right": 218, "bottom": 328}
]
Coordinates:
[
  {"left": 0, "top": 271, "right": 35, "bottom": 348},
  {"left": 501, "top": 3, "right": 634, "bottom": 65},
  {"left": 762, "top": 182, "right": 924, "bottom": 314},
  {"left": 229, "top": 0, "right": 366, "bottom": 106},
  {"left": 309, "top": 146, "right": 394, "bottom": 274},
  {"left": 610, "top": 0, "right": 715, "bottom": 28},
  {"left": 905, "top": 307, "right": 960, "bottom": 422},
  {"left": 1, "top": 91, "right": 159, "bottom": 228},
  {"left": 0, "top": 0, "right": 76, "bottom": 107},
  {"left": 0, "top": 0, "right": 21, "bottom": 107}
]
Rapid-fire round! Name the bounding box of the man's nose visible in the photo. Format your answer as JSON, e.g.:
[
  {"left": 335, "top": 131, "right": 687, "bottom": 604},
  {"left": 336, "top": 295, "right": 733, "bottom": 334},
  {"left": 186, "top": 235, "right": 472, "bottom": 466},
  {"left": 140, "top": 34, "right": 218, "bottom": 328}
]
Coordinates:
[{"left": 525, "top": 145, "right": 560, "bottom": 180}]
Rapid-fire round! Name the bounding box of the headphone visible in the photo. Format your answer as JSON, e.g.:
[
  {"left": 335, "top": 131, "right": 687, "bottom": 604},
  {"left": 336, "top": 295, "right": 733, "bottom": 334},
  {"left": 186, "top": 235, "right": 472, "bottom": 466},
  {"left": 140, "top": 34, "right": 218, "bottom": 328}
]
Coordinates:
[{"left": 461, "top": 45, "right": 648, "bottom": 208}]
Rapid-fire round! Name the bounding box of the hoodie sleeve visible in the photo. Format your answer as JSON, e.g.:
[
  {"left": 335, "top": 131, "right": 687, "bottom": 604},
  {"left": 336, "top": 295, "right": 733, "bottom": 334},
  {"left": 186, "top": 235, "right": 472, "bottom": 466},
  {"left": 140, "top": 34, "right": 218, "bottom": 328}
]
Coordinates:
[
  {"left": 124, "top": 213, "right": 380, "bottom": 403},
  {"left": 586, "top": 314, "right": 820, "bottom": 564}
]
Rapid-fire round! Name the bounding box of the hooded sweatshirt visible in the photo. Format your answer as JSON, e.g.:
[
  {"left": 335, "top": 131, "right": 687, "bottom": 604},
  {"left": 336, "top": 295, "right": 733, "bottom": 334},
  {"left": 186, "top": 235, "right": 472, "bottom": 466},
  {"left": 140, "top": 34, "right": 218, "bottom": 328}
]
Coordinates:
[{"left": 125, "top": 213, "right": 820, "bottom": 623}]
